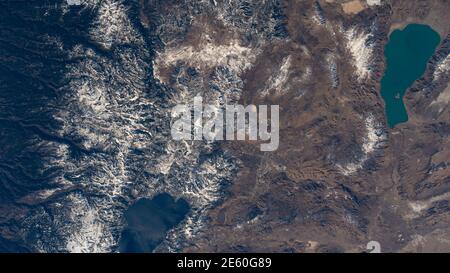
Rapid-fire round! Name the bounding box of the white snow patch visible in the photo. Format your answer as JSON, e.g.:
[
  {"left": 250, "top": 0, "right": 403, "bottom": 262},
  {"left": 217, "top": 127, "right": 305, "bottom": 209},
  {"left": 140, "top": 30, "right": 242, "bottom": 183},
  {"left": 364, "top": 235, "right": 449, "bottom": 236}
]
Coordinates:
[
  {"left": 65, "top": 0, "right": 100, "bottom": 7},
  {"left": 366, "top": 0, "right": 381, "bottom": 6},
  {"left": 90, "top": 0, "right": 143, "bottom": 49},
  {"left": 430, "top": 83, "right": 450, "bottom": 113},
  {"left": 344, "top": 28, "right": 374, "bottom": 81},
  {"left": 326, "top": 53, "right": 339, "bottom": 88},
  {"left": 66, "top": 0, "right": 82, "bottom": 5},
  {"left": 362, "top": 115, "right": 385, "bottom": 154},
  {"left": 260, "top": 55, "right": 292, "bottom": 97},
  {"left": 434, "top": 54, "right": 450, "bottom": 80},
  {"left": 153, "top": 40, "right": 258, "bottom": 83},
  {"left": 337, "top": 115, "right": 386, "bottom": 175},
  {"left": 408, "top": 192, "right": 450, "bottom": 216},
  {"left": 66, "top": 194, "right": 114, "bottom": 253}
]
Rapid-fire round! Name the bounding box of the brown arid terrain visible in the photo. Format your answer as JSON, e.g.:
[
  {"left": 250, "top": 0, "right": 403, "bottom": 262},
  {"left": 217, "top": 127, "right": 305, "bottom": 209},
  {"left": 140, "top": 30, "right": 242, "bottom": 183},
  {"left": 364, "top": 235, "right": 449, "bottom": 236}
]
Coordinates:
[{"left": 142, "top": 0, "right": 450, "bottom": 253}]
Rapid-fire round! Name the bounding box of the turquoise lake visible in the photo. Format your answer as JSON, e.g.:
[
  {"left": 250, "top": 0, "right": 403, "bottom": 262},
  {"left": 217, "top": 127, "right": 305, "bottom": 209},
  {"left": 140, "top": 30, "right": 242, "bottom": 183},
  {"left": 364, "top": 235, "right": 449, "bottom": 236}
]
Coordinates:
[{"left": 380, "top": 24, "right": 441, "bottom": 128}]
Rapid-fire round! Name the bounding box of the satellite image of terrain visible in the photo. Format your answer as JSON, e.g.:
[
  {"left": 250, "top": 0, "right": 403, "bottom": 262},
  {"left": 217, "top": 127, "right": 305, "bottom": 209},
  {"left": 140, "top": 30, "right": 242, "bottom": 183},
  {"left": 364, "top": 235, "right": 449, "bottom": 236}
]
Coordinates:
[{"left": 0, "top": 0, "right": 449, "bottom": 253}]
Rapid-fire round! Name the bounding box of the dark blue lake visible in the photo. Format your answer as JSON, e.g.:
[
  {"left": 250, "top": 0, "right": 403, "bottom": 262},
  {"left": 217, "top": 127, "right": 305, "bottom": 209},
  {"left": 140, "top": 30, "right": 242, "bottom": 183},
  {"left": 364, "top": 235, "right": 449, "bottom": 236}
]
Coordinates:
[
  {"left": 119, "top": 193, "right": 190, "bottom": 253},
  {"left": 380, "top": 24, "right": 440, "bottom": 128}
]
